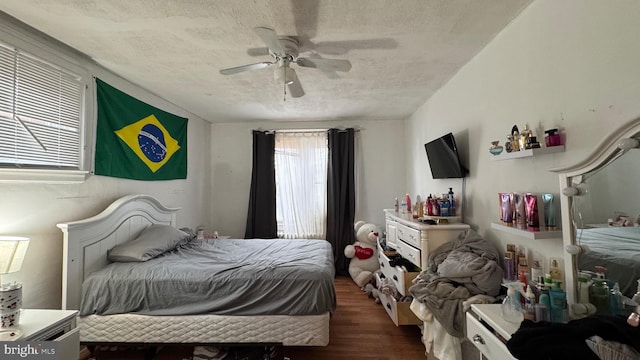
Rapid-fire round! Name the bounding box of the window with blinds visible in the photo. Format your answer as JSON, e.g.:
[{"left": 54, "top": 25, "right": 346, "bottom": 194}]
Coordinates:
[{"left": 0, "top": 41, "right": 83, "bottom": 169}]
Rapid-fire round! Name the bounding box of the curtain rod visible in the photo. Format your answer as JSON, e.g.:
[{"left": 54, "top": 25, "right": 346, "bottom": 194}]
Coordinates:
[{"left": 252, "top": 127, "right": 363, "bottom": 134}]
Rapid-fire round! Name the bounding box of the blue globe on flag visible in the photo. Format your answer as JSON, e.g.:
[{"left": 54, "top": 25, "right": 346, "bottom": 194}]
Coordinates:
[
  {"left": 114, "top": 114, "right": 181, "bottom": 173},
  {"left": 138, "top": 124, "right": 167, "bottom": 163}
]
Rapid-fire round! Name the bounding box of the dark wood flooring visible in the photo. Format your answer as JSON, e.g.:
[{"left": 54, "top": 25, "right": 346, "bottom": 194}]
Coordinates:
[{"left": 85, "top": 276, "right": 427, "bottom": 360}]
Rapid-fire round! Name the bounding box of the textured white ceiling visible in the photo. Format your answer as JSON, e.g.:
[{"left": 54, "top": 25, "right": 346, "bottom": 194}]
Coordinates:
[{"left": 0, "top": 0, "right": 531, "bottom": 123}]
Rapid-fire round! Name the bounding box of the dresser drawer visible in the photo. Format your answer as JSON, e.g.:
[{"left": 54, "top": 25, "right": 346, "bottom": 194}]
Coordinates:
[
  {"left": 379, "top": 291, "right": 421, "bottom": 326},
  {"left": 377, "top": 241, "right": 419, "bottom": 296},
  {"left": 395, "top": 240, "right": 421, "bottom": 269},
  {"left": 466, "top": 312, "right": 517, "bottom": 360},
  {"left": 396, "top": 223, "right": 421, "bottom": 248}
]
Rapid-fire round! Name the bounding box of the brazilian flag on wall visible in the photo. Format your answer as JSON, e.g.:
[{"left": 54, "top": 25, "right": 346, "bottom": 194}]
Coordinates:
[{"left": 94, "top": 78, "right": 188, "bottom": 180}]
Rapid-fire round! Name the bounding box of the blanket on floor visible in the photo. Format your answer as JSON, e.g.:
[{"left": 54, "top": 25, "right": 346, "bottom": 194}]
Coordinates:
[{"left": 409, "top": 229, "right": 503, "bottom": 337}]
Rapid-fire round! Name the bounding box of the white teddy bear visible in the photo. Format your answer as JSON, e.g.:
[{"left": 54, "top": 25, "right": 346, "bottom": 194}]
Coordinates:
[{"left": 344, "top": 221, "right": 381, "bottom": 288}]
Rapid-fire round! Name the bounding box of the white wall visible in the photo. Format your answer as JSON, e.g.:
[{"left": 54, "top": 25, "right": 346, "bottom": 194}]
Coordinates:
[
  {"left": 406, "top": 0, "right": 640, "bottom": 276},
  {"left": 209, "top": 119, "right": 406, "bottom": 237},
  {"left": 0, "top": 17, "right": 211, "bottom": 309}
]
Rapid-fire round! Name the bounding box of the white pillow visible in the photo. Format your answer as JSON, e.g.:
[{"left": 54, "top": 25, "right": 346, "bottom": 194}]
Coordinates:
[{"left": 108, "top": 224, "right": 190, "bottom": 262}]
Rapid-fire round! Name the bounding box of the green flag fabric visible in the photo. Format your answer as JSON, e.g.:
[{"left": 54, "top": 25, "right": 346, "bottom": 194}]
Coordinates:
[{"left": 94, "top": 78, "right": 188, "bottom": 180}]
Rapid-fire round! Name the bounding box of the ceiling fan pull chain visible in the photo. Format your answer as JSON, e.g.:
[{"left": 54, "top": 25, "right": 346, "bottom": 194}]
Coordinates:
[{"left": 283, "top": 67, "right": 287, "bottom": 101}]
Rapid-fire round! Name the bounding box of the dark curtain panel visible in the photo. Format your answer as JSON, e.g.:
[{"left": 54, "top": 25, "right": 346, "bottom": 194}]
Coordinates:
[
  {"left": 326, "top": 128, "right": 356, "bottom": 276},
  {"left": 244, "top": 130, "right": 277, "bottom": 239}
]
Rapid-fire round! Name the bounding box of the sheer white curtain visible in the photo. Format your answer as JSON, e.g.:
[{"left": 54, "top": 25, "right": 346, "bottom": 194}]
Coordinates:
[{"left": 275, "top": 131, "right": 328, "bottom": 239}]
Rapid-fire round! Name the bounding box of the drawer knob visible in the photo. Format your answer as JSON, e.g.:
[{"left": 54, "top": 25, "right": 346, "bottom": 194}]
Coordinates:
[{"left": 472, "top": 334, "right": 485, "bottom": 345}]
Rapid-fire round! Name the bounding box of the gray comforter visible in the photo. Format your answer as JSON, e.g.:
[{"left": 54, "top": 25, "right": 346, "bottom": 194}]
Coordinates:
[
  {"left": 409, "top": 229, "right": 503, "bottom": 337},
  {"left": 80, "top": 238, "right": 336, "bottom": 316}
]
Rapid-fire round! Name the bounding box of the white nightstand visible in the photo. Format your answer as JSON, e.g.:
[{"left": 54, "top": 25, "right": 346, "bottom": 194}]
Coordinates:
[{"left": 12, "top": 309, "right": 79, "bottom": 360}]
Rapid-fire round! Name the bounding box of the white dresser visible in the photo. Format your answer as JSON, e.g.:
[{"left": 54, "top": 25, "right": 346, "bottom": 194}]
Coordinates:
[
  {"left": 466, "top": 304, "right": 519, "bottom": 360},
  {"left": 383, "top": 209, "right": 470, "bottom": 270},
  {"left": 379, "top": 209, "right": 470, "bottom": 327},
  {"left": 14, "top": 309, "right": 79, "bottom": 360}
]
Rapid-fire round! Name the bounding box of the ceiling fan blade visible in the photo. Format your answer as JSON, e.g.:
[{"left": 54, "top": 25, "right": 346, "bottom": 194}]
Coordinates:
[
  {"left": 296, "top": 57, "right": 352, "bottom": 72},
  {"left": 313, "top": 38, "right": 398, "bottom": 55},
  {"left": 246, "top": 47, "right": 270, "bottom": 57},
  {"left": 287, "top": 76, "right": 305, "bottom": 98},
  {"left": 254, "top": 27, "right": 285, "bottom": 54},
  {"left": 219, "top": 62, "right": 273, "bottom": 75}
]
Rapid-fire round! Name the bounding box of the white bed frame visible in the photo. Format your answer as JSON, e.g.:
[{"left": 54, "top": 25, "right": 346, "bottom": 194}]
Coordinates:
[{"left": 57, "top": 194, "right": 330, "bottom": 346}]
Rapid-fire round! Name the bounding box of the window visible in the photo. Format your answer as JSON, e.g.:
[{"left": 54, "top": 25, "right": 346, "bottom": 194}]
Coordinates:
[
  {"left": 275, "top": 131, "right": 328, "bottom": 239},
  {"left": 0, "top": 41, "right": 84, "bottom": 174}
]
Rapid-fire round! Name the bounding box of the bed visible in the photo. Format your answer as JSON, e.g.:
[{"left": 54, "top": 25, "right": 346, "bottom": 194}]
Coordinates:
[
  {"left": 57, "top": 194, "right": 335, "bottom": 346},
  {"left": 576, "top": 226, "right": 640, "bottom": 298}
]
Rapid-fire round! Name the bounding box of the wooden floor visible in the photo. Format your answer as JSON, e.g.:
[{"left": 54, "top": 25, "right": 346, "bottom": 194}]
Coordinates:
[
  {"left": 284, "top": 276, "right": 426, "bottom": 360},
  {"left": 85, "top": 276, "right": 428, "bottom": 360}
]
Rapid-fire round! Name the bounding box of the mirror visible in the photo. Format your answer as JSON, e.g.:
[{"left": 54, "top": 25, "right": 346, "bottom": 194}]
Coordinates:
[
  {"left": 553, "top": 117, "right": 640, "bottom": 305},
  {"left": 571, "top": 148, "right": 640, "bottom": 298}
]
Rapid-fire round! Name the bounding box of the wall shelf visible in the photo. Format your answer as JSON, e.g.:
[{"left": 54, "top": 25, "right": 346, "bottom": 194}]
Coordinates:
[
  {"left": 491, "top": 222, "right": 562, "bottom": 240},
  {"left": 489, "top": 145, "right": 565, "bottom": 161}
]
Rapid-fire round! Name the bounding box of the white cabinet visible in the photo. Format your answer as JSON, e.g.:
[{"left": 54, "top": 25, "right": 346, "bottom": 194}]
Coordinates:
[
  {"left": 466, "top": 304, "right": 519, "bottom": 360},
  {"left": 383, "top": 209, "right": 470, "bottom": 270},
  {"left": 15, "top": 309, "right": 79, "bottom": 360}
]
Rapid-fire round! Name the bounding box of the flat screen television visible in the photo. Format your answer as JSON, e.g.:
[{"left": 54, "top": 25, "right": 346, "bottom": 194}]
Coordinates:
[{"left": 424, "top": 132, "right": 468, "bottom": 179}]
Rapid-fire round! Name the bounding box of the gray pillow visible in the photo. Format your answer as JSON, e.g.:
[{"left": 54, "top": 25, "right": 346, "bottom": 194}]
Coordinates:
[{"left": 108, "top": 224, "right": 190, "bottom": 262}]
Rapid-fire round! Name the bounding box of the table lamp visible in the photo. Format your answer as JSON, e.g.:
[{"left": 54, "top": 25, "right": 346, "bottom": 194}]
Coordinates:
[{"left": 0, "top": 236, "right": 29, "bottom": 328}]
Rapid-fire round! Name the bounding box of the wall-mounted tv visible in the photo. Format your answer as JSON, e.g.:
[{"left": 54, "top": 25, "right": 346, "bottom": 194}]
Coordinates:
[{"left": 424, "top": 132, "right": 468, "bottom": 179}]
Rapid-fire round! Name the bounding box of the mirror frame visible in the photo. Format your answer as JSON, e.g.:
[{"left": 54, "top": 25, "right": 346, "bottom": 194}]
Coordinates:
[{"left": 551, "top": 117, "right": 640, "bottom": 304}]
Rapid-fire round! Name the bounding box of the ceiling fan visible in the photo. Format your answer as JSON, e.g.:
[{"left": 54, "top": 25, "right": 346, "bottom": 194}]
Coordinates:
[{"left": 219, "top": 27, "right": 352, "bottom": 98}]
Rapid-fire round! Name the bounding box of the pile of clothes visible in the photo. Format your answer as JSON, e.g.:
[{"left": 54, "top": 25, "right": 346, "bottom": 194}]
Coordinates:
[
  {"left": 507, "top": 316, "right": 640, "bottom": 360},
  {"left": 409, "top": 229, "right": 503, "bottom": 337}
]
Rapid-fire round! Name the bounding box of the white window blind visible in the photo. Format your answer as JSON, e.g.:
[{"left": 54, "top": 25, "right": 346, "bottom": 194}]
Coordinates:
[{"left": 0, "top": 42, "right": 83, "bottom": 169}]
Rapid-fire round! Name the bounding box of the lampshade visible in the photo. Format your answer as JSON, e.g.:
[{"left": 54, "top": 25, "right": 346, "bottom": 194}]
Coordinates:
[{"left": 0, "top": 236, "right": 30, "bottom": 274}]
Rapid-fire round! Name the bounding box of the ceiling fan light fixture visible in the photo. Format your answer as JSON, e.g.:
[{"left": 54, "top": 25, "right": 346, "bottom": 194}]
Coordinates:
[{"left": 274, "top": 65, "right": 296, "bottom": 85}]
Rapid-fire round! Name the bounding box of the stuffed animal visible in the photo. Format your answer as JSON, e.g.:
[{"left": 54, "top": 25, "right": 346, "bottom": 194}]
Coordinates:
[{"left": 344, "top": 221, "right": 381, "bottom": 288}]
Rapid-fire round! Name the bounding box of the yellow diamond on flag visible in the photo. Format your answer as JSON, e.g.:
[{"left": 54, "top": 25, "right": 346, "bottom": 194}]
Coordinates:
[{"left": 114, "top": 114, "right": 181, "bottom": 173}]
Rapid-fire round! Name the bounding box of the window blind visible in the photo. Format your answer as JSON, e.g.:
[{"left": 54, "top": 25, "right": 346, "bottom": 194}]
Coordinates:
[{"left": 0, "top": 42, "right": 83, "bottom": 169}]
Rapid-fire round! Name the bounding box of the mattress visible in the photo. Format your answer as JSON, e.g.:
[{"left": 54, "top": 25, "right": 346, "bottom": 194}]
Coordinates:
[
  {"left": 81, "top": 238, "right": 336, "bottom": 316},
  {"left": 79, "top": 312, "right": 330, "bottom": 346},
  {"left": 577, "top": 226, "right": 640, "bottom": 297}
]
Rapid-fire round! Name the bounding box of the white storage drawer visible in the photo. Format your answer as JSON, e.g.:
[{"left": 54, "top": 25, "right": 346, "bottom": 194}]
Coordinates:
[
  {"left": 395, "top": 240, "right": 421, "bottom": 270},
  {"left": 379, "top": 290, "right": 421, "bottom": 326},
  {"left": 396, "top": 223, "right": 421, "bottom": 248},
  {"left": 466, "top": 312, "right": 517, "bottom": 360},
  {"left": 386, "top": 219, "right": 398, "bottom": 248},
  {"left": 377, "top": 241, "right": 419, "bottom": 296}
]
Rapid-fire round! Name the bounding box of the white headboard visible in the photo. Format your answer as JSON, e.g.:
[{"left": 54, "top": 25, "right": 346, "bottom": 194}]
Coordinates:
[{"left": 56, "top": 194, "right": 181, "bottom": 310}]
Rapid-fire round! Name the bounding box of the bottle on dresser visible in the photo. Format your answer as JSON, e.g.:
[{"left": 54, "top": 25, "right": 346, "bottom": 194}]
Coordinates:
[{"left": 448, "top": 187, "right": 456, "bottom": 217}]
